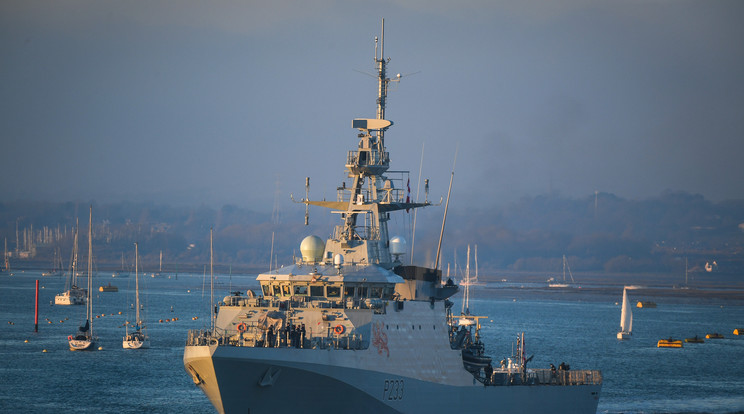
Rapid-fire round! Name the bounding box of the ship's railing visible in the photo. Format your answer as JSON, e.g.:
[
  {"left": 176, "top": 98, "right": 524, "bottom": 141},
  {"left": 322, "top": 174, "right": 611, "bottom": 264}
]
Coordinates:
[
  {"left": 186, "top": 329, "right": 222, "bottom": 346},
  {"left": 488, "top": 369, "right": 602, "bottom": 386},
  {"left": 221, "top": 296, "right": 386, "bottom": 315},
  {"left": 331, "top": 224, "right": 381, "bottom": 243},
  {"left": 333, "top": 168, "right": 410, "bottom": 207},
  {"left": 346, "top": 150, "right": 389, "bottom": 168},
  {"left": 190, "top": 322, "right": 370, "bottom": 351},
  {"left": 536, "top": 369, "right": 602, "bottom": 386}
]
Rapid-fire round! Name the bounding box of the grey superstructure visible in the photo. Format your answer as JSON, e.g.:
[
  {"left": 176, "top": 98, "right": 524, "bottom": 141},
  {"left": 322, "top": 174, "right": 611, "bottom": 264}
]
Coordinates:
[{"left": 184, "top": 20, "right": 602, "bottom": 414}]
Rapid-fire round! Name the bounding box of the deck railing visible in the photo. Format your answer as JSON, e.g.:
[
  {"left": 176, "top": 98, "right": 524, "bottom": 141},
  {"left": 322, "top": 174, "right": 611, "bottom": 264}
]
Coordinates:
[
  {"left": 488, "top": 369, "right": 602, "bottom": 386},
  {"left": 186, "top": 328, "right": 369, "bottom": 351}
]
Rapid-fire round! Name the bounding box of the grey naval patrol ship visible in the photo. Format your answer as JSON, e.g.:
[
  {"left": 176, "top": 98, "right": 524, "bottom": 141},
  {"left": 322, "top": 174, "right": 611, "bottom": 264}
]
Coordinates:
[{"left": 184, "top": 20, "right": 602, "bottom": 414}]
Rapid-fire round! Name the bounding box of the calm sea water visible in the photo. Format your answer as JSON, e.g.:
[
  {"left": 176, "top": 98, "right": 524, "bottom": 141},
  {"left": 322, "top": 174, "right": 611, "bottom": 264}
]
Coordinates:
[{"left": 2, "top": 270, "right": 744, "bottom": 413}]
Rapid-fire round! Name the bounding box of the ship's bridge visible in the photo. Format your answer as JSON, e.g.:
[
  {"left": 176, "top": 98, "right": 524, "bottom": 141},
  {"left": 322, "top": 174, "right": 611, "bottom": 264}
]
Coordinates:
[{"left": 256, "top": 262, "right": 403, "bottom": 303}]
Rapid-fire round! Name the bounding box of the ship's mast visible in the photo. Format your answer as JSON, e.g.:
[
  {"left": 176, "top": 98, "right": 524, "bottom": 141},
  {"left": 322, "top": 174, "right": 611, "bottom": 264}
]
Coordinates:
[
  {"left": 376, "top": 18, "right": 387, "bottom": 122},
  {"left": 298, "top": 19, "right": 429, "bottom": 267},
  {"left": 343, "top": 19, "right": 394, "bottom": 243}
]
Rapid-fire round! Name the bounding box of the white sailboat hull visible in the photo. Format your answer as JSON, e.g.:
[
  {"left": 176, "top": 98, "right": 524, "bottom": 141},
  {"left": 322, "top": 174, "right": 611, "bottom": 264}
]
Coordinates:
[
  {"left": 69, "top": 338, "right": 95, "bottom": 351},
  {"left": 616, "top": 331, "right": 631, "bottom": 340},
  {"left": 123, "top": 339, "right": 150, "bottom": 349}
]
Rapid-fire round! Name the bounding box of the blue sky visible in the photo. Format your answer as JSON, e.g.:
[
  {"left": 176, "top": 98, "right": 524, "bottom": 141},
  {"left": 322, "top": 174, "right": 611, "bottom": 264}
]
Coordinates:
[{"left": 2, "top": 1, "right": 743, "bottom": 213}]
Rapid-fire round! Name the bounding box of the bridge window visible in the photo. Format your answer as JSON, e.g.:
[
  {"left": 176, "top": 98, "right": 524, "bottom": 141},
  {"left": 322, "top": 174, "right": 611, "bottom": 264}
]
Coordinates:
[
  {"left": 294, "top": 285, "right": 308, "bottom": 296},
  {"left": 370, "top": 287, "right": 383, "bottom": 298},
  {"left": 383, "top": 286, "right": 395, "bottom": 298},
  {"left": 358, "top": 286, "right": 368, "bottom": 298},
  {"left": 344, "top": 285, "right": 355, "bottom": 298},
  {"left": 281, "top": 285, "right": 291, "bottom": 296},
  {"left": 272, "top": 284, "right": 281, "bottom": 296},
  {"left": 327, "top": 286, "right": 341, "bottom": 298},
  {"left": 261, "top": 285, "right": 271, "bottom": 297},
  {"left": 310, "top": 285, "right": 324, "bottom": 297}
]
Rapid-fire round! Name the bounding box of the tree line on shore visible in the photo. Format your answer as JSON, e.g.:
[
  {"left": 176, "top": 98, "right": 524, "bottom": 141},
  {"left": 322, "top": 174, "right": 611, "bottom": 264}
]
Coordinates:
[{"left": 2, "top": 191, "right": 743, "bottom": 276}]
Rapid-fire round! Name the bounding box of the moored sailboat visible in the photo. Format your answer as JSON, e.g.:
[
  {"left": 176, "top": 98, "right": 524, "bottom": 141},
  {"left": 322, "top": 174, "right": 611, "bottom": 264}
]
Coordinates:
[
  {"left": 617, "top": 287, "right": 633, "bottom": 340},
  {"left": 55, "top": 220, "right": 86, "bottom": 305},
  {"left": 68, "top": 206, "right": 97, "bottom": 351},
  {"left": 548, "top": 255, "right": 576, "bottom": 288},
  {"left": 123, "top": 242, "right": 149, "bottom": 349}
]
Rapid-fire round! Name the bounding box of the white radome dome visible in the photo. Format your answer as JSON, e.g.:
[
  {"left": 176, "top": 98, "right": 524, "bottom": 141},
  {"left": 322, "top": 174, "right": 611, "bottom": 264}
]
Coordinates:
[
  {"left": 389, "top": 236, "right": 406, "bottom": 256},
  {"left": 300, "top": 235, "right": 325, "bottom": 263}
]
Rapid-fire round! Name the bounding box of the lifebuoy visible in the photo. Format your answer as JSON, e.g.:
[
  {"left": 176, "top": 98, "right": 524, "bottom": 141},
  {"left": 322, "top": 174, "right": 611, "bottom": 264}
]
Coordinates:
[
  {"left": 237, "top": 322, "right": 247, "bottom": 332},
  {"left": 67, "top": 335, "right": 72, "bottom": 341},
  {"left": 334, "top": 325, "right": 345, "bottom": 335}
]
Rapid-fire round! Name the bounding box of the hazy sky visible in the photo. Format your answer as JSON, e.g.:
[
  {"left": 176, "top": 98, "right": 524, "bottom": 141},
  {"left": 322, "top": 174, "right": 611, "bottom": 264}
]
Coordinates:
[{"left": 2, "top": 1, "right": 743, "bottom": 213}]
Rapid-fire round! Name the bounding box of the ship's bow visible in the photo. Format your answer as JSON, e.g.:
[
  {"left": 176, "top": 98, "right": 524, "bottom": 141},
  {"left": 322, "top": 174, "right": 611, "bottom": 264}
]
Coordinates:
[{"left": 184, "top": 341, "right": 223, "bottom": 413}]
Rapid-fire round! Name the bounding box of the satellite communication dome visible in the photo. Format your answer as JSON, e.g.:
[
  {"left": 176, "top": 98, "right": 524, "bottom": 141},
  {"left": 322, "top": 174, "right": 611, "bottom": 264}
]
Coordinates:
[
  {"left": 389, "top": 236, "right": 406, "bottom": 256},
  {"left": 300, "top": 235, "right": 325, "bottom": 263},
  {"left": 334, "top": 254, "right": 344, "bottom": 268}
]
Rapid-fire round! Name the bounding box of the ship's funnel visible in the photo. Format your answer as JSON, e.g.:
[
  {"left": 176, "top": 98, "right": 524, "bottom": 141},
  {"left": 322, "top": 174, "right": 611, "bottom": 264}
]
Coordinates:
[{"left": 300, "top": 236, "right": 325, "bottom": 263}]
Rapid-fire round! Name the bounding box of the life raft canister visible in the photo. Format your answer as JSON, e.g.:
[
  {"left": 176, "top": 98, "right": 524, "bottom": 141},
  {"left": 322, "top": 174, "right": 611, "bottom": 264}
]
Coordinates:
[
  {"left": 237, "top": 322, "right": 247, "bottom": 332},
  {"left": 334, "top": 325, "right": 345, "bottom": 335}
]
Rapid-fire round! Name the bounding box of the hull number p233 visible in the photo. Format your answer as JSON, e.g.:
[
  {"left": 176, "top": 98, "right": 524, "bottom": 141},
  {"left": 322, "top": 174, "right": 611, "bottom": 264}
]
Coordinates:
[{"left": 383, "top": 379, "right": 404, "bottom": 401}]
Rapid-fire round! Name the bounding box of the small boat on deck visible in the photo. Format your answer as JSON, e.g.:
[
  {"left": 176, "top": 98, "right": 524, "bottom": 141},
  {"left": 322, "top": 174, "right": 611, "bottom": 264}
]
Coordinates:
[
  {"left": 705, "top": 333, "right": 724, "bottom": 339},
  {"left": 657, "top": 338, "right": 683, "bottom": 348},
  {"left": 685, "top": 336, "right": 704, "bottom": 343},
  {"left": 99, "top": 283, "right": 118, "bottom": 292}
]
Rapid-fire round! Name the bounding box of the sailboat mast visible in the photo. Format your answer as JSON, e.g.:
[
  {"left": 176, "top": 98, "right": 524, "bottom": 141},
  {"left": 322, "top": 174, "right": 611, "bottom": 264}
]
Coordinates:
[
  {"left": 475, "top": 244, "right": 479, "bottom": 282},
  {"left": 466, "top": 245, "right": 470, "bottom": 312},
  {"left": 87, "top": 206, "right": 93, "bottom": 337},
  {"left": 563, "top": 255, "right": 566, "bottom": 282},
  {"left": 135, "top": 243, "right": 140, "bottom": 326},
  {"left": 620, "top": 288, "right": 627, "bottom": 331},
  {"left": 210, "top": 228, "right": 214, "bottom": 333},
  {"left": 72, "top": 219, "right": 79, "bottom": 287}
]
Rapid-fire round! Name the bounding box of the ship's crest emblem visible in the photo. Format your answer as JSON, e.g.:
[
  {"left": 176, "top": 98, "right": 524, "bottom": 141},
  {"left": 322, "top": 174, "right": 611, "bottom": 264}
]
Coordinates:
[{"left": 372, "top": 321, "right": 389, "bottom": 357}]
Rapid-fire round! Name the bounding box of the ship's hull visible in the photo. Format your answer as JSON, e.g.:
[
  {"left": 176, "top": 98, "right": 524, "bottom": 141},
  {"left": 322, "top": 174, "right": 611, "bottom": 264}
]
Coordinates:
[{"left": 184, "top": 345, "right": 601, "bottom": 414}]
